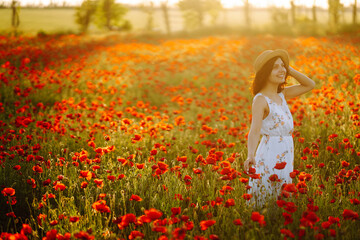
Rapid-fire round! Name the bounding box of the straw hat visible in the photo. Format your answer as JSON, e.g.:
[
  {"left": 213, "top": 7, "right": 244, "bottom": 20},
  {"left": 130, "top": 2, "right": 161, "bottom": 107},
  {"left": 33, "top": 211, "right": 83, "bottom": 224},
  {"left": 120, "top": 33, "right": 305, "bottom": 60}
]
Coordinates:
[{"left": 254, "top": 49, "right": 289, "bottom": 73}]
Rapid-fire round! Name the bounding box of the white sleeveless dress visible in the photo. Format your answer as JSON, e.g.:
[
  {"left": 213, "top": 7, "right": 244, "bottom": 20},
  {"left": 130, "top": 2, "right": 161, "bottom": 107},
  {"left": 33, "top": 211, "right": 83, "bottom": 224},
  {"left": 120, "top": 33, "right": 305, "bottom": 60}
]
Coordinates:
[{"left": 248, "top": 92, "right": 294, "bottom": 208}]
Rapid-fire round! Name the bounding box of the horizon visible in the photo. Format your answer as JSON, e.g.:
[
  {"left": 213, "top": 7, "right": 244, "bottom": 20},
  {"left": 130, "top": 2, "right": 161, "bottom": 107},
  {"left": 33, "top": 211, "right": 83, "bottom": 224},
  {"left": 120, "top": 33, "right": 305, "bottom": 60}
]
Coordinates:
[{"left": 3, "top": 0, "right": 357, "bottom": 9}]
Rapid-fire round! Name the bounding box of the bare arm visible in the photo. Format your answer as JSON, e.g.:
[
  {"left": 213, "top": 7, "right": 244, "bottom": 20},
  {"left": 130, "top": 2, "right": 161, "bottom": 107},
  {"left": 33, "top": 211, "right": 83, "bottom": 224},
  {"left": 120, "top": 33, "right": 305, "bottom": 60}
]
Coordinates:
[
  {"left": 244, "top": 95, "right": 266, "bottom": 171},
  {"left": 283, "top": 66, "right": 316, "bottom": 100}
]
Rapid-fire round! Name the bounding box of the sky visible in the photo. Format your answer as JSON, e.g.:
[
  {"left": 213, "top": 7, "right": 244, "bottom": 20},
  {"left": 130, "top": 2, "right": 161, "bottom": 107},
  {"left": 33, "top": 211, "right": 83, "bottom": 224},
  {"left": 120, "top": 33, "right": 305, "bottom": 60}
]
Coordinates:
[{"left": 6, "top": 0, "right": 357, "bottom": 8}]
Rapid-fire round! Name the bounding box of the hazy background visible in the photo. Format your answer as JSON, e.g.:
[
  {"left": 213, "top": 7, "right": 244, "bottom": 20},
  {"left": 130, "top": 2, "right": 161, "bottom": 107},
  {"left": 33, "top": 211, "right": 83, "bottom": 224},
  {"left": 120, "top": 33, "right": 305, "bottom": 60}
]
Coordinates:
[{"left": 1, "top": 0, "right": 359, "bottom": 36}]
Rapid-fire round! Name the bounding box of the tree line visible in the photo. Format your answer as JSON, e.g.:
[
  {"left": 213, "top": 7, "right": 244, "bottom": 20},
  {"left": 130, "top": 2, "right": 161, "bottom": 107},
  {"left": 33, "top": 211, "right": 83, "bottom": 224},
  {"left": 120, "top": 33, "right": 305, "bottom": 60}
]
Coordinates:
[{"left": 7, "top": 0, "right": 359, "bottom": 35}]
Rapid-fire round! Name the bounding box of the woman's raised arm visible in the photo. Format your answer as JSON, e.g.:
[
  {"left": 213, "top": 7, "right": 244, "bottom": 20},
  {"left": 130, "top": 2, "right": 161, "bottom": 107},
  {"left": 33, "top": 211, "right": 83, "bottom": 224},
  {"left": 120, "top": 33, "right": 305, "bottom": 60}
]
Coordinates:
[{"left": 283, "top": 66, "right": 316, "bottom": 100}]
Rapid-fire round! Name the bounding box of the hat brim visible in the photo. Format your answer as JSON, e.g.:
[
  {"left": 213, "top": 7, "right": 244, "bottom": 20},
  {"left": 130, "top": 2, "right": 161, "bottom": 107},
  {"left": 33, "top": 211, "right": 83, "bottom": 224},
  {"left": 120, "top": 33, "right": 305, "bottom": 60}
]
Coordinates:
[{"left": 254, "top": 49, "right": 289, "bottom": 73}]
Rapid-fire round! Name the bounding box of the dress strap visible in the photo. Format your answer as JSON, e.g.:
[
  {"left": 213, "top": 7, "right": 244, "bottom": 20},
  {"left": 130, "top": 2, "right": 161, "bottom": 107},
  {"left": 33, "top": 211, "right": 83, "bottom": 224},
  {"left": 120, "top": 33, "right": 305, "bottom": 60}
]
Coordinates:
[
  {"left": 279, "top": 92, "right": 286, "bottom": 103},
  {"left": 279, "top": 92, "right": 286, "bottom": 105},
  {"left": 253, "top": 93, "right": 272, "bottom": 114},
  {"left": 254, "top": 92, "right": 270, "bottom": 103}
]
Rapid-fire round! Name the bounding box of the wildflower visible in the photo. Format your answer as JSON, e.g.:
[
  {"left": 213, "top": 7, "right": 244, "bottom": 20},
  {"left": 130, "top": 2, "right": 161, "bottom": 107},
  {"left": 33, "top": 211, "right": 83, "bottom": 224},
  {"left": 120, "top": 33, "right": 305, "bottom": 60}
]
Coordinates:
[
  {"left": 1, "top": 188, "right": 15, "bottom": 196},
  {"left": 74, "top": 231, "right": 94, "bottom": 239},
  {"left": 53, "top": 182, "right": 66, "bottom": 191},
  {"left": 251, "top": 212, "right": 266, "bottom": 226},
  {"left": 342, "top": 209, "right": 359, "bottom": 220},
  {"left": 69, "top": 216, "right": 80, "bottom": 223},
  {"left": 233, "top": 219, "right": 243, "bottom": 226},
  {"left": 145, "top": 208, "right": 163, "bottom": 221},
  {"left": 171, "top": 207, "right": 181, "bottom": 216},
  {"left": 274, "top": 162, "right": 286, "bottom": 169},
  {"left": 280, "top": 229, "right": 294, "bottom": 238},
  {"left": 130, "top": 194, "right": 143, "bottom": 201},
  {"left": 200, "top": 220, "right": 216, "bottom": 230}
]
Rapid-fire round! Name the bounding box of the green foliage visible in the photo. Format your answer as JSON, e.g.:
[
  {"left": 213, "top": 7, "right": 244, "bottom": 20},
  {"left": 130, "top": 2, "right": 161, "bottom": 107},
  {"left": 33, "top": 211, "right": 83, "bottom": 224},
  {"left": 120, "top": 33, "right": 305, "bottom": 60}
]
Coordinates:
[
  {"left": 139, "top": 1, "right": 155, "bottom": 32},
  {"left": 75, "top": 0, "right": 97, "bottom": 33},
  {"left": 94, "top": 0, "right": 129, "bottom": 30},
  {"left": 178, "top": 0, "right": 222, "bottom": 31},
  {"left": 11, "top": 0, "right": 20, "bottom": 30},
  {"left": 328, "top": 0, "right": 343, "bottom": 32}
]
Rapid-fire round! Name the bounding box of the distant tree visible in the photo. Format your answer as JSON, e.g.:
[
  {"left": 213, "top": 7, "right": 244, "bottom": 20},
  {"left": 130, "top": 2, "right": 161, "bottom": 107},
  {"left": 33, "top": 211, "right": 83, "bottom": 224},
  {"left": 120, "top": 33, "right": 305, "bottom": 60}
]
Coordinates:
[
  {"left": 312, "top": 0, "right": 317, "bottom": 22},
  {"left": 161, "top": 0, "right": 171, "bottom": 35},
  {"left": 95, "top": 0, "right": 129, "bottom": 30},
  {"left": 140, "top": 1, "right": 155, "bottom": 31},
  {"left": 290, "top": 0, "right": 296, "bottom": 25},
  {"left": 75, "top": 0, "right": 97, "bottom": 33},
  {"left": 328, "top": 0, "right": 343, "bottom": 31},
  {"left": 243, "top": 0, "right": 251, "bottom": 28},
  {"left": 206, "top": 0, "right": 222, "bottom": 25},
  {"left": 178, "top": 0, "right": 222, "bottom": 30},
  {"left": 353, "top": 0, "right": 357, "bottom": 24},
  {"left": 11, "top": 0, "right": 20, "bottom": 30},
  {"left": 178, "top": 0, "right": 205, "bottom": 29}
]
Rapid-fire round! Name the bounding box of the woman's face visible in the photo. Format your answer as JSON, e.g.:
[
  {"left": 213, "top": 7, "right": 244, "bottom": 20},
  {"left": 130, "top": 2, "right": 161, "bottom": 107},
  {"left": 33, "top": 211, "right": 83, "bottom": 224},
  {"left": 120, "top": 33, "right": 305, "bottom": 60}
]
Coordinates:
[{"left": 268, "top": 58, "right": 286, "bottom": 84}]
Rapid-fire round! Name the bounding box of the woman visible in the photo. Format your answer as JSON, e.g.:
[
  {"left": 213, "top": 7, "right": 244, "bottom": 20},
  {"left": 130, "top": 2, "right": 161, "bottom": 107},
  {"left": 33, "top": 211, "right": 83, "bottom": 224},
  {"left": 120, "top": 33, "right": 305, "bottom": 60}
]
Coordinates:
[{"left": 243, "top": 49, "right": 315, "bottom": 208}]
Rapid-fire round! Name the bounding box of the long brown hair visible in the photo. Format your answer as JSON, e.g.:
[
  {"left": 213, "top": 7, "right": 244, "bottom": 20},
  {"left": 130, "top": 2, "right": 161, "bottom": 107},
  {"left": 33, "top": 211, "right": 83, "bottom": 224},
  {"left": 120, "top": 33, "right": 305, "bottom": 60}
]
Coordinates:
[{"left": 251, "top": 57, "right": 289, "bottom": 96}]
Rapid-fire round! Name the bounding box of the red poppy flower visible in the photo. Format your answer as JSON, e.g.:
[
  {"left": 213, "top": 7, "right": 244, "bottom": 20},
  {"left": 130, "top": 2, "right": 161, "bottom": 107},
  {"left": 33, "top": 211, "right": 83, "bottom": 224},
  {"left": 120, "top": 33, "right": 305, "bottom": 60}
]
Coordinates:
[
  {"left": 282, "top": 212, "right": 293, "bottom": 225},
  {"left": 350, "top": 198, "right": 360, "bottom": 205},
  {"left": 32, "top": 165, "right": 43, "bottom": 173},
  {"left": 79, "top": 170, "right": 92, "bottom": 180},
  {"left": 284, "top": 202, "right": 297, "bottom": 213},
  {"left": 283, "top": 183, "right": 297, "bottom": 193},
  {"left": 13, "top": 165, "right": 21, "bottom": 170},
  {"left": 239, "top": 177, "right": 249, "bottom": 183},
  {"left": 136, "top": 163, "right": 145, "bottom": 169},
  {"left": 200, "top": 220, "right": 216, "bottom": 230},
  {"left": 274, "top": 162, "right": 287, "bottom": 170},
  {"left": 92, "top": 200, "right": 110, "bottom": 213},
  {"left": 171, "top": 207, "right": 181, "bottom": 216},
  {"left": 269, "top": 174, "right": 280, "bottom": 182},
  {"left": 184, "top": 175, "right": 192, "bottom": 185},
  {"left": 158, "top": 162, "right": 168, "bottom": 171},
  {"left": 341, "top": 161, "right": 349, "bottom": 167},
  {"left": 21, "top": 224, "right": 32, "bottom": 235},
  {"left": 321, "top": 221, "right": 331, "bottom": 229},
  {"left": 251, "top": 212, "right": 266, "bottom": 226},
  {"left": 342, "top": 209, "right": 359, "bottom": 220},
  {"left": 193, "top": 168, "right": 202, "bottom": 174},
  {"left": 74, "top": 231, "right": 94, "bottom": 240},
  {"left": 1, "top": 188, "right": 15, "bottom": 196},
  {"left": 150, "top": 149, "right": 157, "bottom": 155},
  {"left": 280, "top": 229, "right": 294, "bottom": 238},
  {"left": 177, "top": 156, "right": 187, "bottom": 162},
  {"left": 233, "top": 219, "right": 243, "bottom": 226},
  {"left": 277, "top": 199, "right": 286, "bottom": 208},
  {"left": 242, "top": 193, "right": 252, "bottom": 201},
  {"left": 69, "top": 216, "right": 80, "bottom": 222},
  {"left": 93, "top": 179, "right": 103, "bottom": 189},
  {"left": 152, "top": 226, "right": 167, "bottom": 233},
  {"left": 53, "top": 182, "right": 66, "bottom": 191},
  {"left": 318, "top": 163, "right": 325, "bottom": 168},
  {"left": 172, "top": 227, "right": 187, "bottom": 239},
  {"left": 130, "top": 194, "right": 143, "bottom": 201},
  {"left": 118, "top": 213, "right": 137, "bottom": 228},
  {"left": 6, "top": 212, "right": 16, "bottom": 218},
  {"left": 225, "top": 198, "right": 235, "bottom": 207},
  {"left": 145, "top": 208, "right": 163, "bottom": 221}
]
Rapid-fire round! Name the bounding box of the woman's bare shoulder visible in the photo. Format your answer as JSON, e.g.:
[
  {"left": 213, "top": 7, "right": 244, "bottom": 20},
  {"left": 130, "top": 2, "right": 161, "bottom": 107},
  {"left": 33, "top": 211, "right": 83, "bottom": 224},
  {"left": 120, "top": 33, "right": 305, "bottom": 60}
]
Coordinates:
[{"left": 252, "top": 93, "right": 267, "bottom": 107}]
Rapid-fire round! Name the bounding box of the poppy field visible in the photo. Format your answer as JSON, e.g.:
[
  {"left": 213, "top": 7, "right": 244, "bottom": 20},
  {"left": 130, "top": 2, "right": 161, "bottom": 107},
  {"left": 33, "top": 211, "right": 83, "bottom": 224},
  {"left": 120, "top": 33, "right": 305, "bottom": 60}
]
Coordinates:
[{"left": 0, "top": 34, "right": 360, "bottom": 239}]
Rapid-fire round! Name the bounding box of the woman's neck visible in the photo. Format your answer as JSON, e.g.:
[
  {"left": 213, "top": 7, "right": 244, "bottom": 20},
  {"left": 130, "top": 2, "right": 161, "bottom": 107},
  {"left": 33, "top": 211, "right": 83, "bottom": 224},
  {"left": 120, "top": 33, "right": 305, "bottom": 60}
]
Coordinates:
[{"left": 260, "top": 82, "right": 279, "bottom": 96}]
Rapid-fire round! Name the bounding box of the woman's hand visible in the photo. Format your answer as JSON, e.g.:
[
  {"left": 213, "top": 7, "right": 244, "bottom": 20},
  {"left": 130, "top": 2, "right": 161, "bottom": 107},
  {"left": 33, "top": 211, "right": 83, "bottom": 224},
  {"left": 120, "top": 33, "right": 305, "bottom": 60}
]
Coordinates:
[
  {"left": 287, "top": 66, "right": 295, "bottom": 76},
  {"left": 243, "top": 156, "right": 256, "bottom": 172}
]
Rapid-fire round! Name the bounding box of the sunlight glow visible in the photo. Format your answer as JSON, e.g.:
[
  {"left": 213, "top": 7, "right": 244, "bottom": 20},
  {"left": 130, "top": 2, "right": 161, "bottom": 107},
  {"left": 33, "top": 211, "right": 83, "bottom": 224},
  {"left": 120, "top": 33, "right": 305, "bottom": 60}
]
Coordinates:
[{"left": 8, "top": 0, "right": 357, "bottom": 8}]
